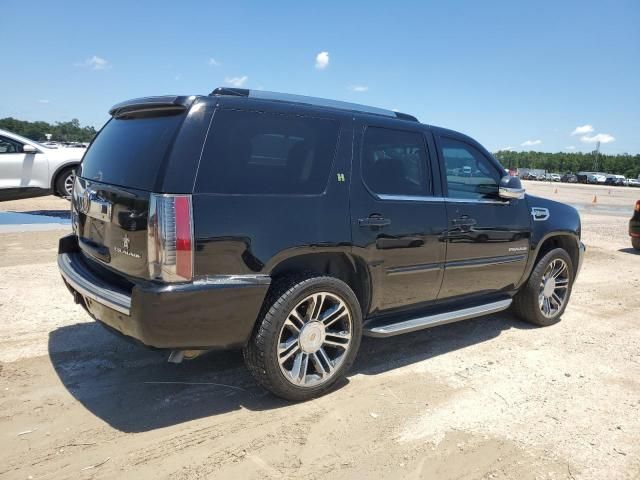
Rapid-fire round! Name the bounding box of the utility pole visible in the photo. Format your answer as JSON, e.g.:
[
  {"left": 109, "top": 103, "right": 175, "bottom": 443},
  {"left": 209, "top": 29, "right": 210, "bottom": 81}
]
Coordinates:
[{"left": 592, "top": 141, "right": 601, "bottom": 172}]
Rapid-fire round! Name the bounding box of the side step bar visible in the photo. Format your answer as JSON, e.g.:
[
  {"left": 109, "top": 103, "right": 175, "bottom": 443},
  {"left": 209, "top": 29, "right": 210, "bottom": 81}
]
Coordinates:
[{"left": 364, "top": 299, "right": 512, "bottom": 338}]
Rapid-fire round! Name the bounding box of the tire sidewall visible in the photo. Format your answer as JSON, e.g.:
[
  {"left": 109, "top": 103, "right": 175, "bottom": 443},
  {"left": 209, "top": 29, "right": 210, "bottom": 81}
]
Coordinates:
[{"left": 260, "top": 276, "right": 362, "bottom": 400}]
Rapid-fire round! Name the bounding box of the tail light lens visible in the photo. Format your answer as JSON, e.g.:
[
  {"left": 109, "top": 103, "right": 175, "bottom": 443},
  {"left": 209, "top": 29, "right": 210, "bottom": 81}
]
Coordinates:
[
  {"left": 148, "top": 194, "right": 193, "bottom": 282},
  {"left": 635, "top": 200, "right": 640, "bottom": 212}
]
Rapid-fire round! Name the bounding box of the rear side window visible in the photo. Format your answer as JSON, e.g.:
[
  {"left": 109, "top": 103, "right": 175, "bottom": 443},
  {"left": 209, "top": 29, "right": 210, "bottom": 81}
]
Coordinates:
[
  {"left": 361, "top": 127, "right": 431, "bottom": 196},
  {"left": 80, "top": 113, "right": 185, "bottom": 191},
  {"left": 196, "top": 109, "right": 340, "bottom": 195}
]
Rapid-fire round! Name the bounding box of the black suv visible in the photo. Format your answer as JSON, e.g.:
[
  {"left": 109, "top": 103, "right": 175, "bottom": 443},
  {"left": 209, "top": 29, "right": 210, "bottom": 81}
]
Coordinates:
[{"left": 58, "top": 89, "right": 585, "bottom": 400}]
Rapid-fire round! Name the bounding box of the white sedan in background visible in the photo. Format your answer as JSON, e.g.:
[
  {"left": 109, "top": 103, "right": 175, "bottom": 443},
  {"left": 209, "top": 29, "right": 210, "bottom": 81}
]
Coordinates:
[{"left": 0, "top": 128, "right": 84, "bottom": 201}]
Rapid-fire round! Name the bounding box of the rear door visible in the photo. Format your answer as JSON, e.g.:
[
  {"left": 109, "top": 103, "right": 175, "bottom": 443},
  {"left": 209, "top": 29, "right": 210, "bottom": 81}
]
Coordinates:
[
  {"left": 436, "top": 134, "right": 530, "bottom": 299},
  {"left": 350, "top": 119, "right": 447, "bottom": 315}
]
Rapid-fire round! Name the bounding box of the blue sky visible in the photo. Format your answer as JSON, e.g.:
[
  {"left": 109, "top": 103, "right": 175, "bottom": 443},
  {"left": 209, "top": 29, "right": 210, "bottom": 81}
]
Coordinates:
[{"left": 1, "top": 0, "right": 638, "bottom": 154}]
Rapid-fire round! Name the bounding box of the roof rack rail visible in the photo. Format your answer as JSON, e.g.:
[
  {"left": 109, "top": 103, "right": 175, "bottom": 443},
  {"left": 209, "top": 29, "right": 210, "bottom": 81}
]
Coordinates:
[{"left": 209, "top": 88, "right": 418, "bottom": 122}]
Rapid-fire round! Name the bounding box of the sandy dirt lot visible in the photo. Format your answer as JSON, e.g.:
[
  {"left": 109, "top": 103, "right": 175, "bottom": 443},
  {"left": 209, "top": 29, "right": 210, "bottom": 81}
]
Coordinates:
[{"left": 0, "top": 184, "right": 639, "bottom": 479}]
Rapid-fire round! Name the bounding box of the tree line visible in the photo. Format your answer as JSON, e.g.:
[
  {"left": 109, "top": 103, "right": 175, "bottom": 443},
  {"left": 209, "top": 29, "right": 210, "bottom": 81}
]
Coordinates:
[
  {"left": 0, "top": 117, "right": 97, "bottom": 143},
  {"left": 494, "top": 150, "right": 640, "bottom": 179}
]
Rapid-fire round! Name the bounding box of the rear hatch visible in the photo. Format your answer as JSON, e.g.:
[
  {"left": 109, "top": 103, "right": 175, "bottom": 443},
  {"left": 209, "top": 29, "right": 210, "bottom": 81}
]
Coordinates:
[{"left": 72, "top": 96, "right": 203, "bottom": 281}]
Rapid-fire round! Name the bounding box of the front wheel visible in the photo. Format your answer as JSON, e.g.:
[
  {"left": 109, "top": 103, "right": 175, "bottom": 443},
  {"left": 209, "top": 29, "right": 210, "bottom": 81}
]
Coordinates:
[
  {"left": 243, "top": 275, "right": 362, "bottom": 401},
  {"left": 55, "top": 168, "right": 75, "bottom": 198},
  {"left": 513, "top": 248, "right": 574, "bottom": 327}
]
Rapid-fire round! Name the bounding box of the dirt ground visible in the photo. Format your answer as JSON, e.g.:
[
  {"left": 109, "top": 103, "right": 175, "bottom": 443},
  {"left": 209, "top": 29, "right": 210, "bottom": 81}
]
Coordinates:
[{"left": 1, "top": 183, "right": 639, "bottom": 480}]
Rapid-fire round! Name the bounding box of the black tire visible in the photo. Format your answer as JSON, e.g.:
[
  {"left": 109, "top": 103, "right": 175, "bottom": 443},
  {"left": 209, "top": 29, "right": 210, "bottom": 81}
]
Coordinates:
[
  {"left": 512, "top": 248, "right": 574, "bottom": 327},
  {"left": 632, "top": 237, "right": 640, "bottom": 251},
  {"left": 243, "top": 274, "right": 363, "bottom": 401},
  {"left": 54, "top": 167, "right": 75, "bottom": 197}
]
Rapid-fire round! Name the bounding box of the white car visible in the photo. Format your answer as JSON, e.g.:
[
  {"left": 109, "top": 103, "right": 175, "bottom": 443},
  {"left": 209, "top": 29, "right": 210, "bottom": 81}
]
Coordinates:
[{"left": 0, "top": 128, "right": 84, "bottom": 201}]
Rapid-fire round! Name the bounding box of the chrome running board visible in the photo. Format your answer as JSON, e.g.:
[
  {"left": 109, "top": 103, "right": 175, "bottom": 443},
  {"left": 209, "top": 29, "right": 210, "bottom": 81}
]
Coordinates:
[{"left": 364, "top": 299, "right": 512, "bottom": 338}]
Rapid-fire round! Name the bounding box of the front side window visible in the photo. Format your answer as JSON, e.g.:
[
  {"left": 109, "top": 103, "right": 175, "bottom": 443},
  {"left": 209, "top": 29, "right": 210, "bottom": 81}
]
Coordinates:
[
  {"left": 441, "top": 138, "right": 500, "bottom": 200},
  {"left": 361, "top": 127, "right": 431, "bottom": 196},
  {"left": 0, "top": 136, "right": 23, "bottom": 154},
  {"left": 196, "top": 109, "right": 340, "bottom": 195}
]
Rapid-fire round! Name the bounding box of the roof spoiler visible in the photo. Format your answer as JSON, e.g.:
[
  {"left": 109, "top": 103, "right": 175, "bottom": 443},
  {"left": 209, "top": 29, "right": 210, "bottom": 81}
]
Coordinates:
[
  {"left": 209, "top": 88, "right": 418, "bottom": 122},
  {"left": 109, "top": 96, "right": 196, "bottom": 118}
]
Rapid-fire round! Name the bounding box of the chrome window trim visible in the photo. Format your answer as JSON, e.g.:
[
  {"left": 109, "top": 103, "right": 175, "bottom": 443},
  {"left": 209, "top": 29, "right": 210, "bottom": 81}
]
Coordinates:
[{"left": 377, "top": 193, "right": 507, "bottom": 205}]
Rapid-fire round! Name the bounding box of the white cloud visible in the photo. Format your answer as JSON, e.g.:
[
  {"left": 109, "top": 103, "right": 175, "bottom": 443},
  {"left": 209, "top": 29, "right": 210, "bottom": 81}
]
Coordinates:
[
  {"left": 315, "top": 51, "right": 329, "bottom": 70},
  {"left": 349, "top": 85, "right": 368, "bottom": 92},
  {"left": 224, "top": 76, "right": 248, "bottom": 87},
  {"left": 208, "top": 57, "right": 220, "bottom": 67},
  {"left": 38, "top": 99, "right": 50, "bottom": 104},
  {"left": 565, "top": 145, "right": 576, "bottom": 150},
  {"left": 521, "top": 139, "right": 542, "bottom": 147},
  {"left": 78, "top": 55, "right": 111, "bottom": 71},
  {"left": 498, "top": 146, "right": 514, "bottom": 151},
  {"left": 174, "top": 74, "right": 182, "bottom": 81},
  {"left": 571, "top": 124, "right": 594, "bottom": 136},
  {"left": 580, "top": 133, "right": 615, "bottom": 144}
]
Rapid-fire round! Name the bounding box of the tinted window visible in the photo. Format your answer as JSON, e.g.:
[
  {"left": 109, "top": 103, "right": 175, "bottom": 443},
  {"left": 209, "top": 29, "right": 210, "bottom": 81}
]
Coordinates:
[
  {"left": 0, "top": 136, "right": 22, "bottom": 154},
  {"left": 80, "top": 113, "right": 185, "bottom": 190},
  {"left": 196, "top": 109, "right": 340, "bottom": 194},
  {"left": 441, "top": 138, "right": 500, "bottom": 200},
  {"left": 361, "top": 127, "right": 430, "bottom": 196}
]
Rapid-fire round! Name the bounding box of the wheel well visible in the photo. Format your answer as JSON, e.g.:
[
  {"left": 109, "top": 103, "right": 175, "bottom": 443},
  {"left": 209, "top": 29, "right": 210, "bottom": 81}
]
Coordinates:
[
  {"left": 534, "top": 235, "right": 579, "bottom": 274},
  {"left": 51, "top": 164, "right": 78, "bottom": 193},
  {"left": 270, "top": 253, "right": 371, "bottom": 315}
]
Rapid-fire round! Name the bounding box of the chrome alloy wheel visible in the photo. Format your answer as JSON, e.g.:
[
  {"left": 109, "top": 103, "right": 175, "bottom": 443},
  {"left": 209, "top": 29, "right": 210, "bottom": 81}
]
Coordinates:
[
  {"left": 64, "top": 172, "right": 75, "bottom": 197},
  {"left": 277, "top": 292, "right": 353, "bottom": 387},
  {"left": 538, "top": 258, "right": 570, "bottom": 318}
]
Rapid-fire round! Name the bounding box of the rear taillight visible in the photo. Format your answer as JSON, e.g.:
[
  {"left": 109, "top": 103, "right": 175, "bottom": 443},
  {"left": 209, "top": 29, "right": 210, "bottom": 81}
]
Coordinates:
[
  {"left": 635, "top": 200, "right": 640, "bottom": 212},
  {"left": 148, "top": 194, "right": 193, "bottom": 282}
]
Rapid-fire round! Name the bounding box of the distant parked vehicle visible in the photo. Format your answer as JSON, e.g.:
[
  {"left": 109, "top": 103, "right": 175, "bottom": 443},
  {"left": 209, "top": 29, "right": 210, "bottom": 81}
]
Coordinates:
[
  {"left": 628, "top": 179, "right": 640, "bottom": 188},
  {"left": 561, "top": 173, "right": 578, "bottom": 183},
  {"left": 0, "top": 128, "right": 83, "bottom": 201},
  {"left": 605, "top": 174, "right": 626, "bottom": 186},
  {"left": 548, "top": 173, "right": 561, "bottom": 182},
  {"left": 630, "top": 200, "right": 640, "bottom": 250},
  {"left": 587, "top": 173, "right": 606, "bottom": 184}
]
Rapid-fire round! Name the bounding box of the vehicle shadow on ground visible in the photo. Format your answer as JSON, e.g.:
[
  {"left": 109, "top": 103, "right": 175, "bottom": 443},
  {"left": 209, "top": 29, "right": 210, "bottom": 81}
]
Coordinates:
[
  {"left": 19, "top": 210, "right": 71, "bottom": 220},
  {"left": 48, "top": 312, "right": 531, "bottom": 433},
  {"left": 618, "top": 247, "right": 639, "bottom": 255}
]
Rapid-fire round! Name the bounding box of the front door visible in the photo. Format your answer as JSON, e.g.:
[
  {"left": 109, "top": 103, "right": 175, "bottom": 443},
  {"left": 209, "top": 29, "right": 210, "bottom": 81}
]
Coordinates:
[
  {"left": 0, "top": 135, "right": 48, "bottom": 192},
  {"left": 436, "top": 135, "right": 530, "bottom": 299},
  {"left": 350, "top": 120, "right": 447, "bottom": 315}
]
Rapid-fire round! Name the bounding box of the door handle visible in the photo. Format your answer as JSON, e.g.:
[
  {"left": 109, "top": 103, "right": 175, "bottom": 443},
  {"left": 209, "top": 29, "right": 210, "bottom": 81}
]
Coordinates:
[{"left": 358, "top": 215, "right": 391, "bottom": 228}]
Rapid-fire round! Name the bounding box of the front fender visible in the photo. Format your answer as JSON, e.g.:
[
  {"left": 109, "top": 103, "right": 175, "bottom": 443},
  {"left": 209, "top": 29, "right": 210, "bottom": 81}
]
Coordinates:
[{"left": 517, "top": 195, "right": 582, "bottom": 287}]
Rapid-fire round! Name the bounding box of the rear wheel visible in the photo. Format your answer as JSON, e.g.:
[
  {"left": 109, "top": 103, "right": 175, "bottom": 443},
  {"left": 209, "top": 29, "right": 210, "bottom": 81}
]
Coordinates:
[
  {"left": 55, "top": 168, "right": 75, "bottom": 197},
  {"left": 632, "top": 237, "right": 640, "bottom": 251},
  {"left": 243, "top": 275, "right": 362, "bottom": 401},
  {"left": 513, "top": 248, "right": 574, "bottom": 326}
]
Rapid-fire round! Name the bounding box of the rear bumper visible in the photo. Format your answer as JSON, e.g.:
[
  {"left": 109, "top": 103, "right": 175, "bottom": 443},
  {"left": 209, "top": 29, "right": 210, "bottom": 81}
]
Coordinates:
[{"left": 58, "top": 235, "right": 270, "bottom": 349}]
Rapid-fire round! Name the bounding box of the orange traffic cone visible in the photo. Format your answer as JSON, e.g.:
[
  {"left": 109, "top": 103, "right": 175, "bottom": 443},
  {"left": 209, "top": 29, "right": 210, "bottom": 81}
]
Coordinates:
[
  {"left": 592, "top": 195, "right": 597, "bottom": 204},
  {"left": 554, "top": 188, "right": 558, "bottom": 194}
]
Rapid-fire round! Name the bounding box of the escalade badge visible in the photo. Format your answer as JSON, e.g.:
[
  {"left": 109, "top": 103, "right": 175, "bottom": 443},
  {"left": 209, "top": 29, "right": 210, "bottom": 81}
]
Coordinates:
[{"left": 114, "top": 234, "right": 141, "bottom": 258}]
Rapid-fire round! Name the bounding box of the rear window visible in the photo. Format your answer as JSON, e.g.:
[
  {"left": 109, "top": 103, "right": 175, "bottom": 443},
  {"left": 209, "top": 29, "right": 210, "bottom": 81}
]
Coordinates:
[
  {"left": 195, "top": 109, "right": 340, "bottom": 195},
  {"left": 80, "top": 113, "right": 185, "bottom": 191}
]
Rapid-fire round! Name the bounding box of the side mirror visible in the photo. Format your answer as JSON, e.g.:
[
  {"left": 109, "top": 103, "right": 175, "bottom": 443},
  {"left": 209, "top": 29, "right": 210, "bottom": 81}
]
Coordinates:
[
  {"left": 22, "top": 144, "right": 38, "bottom": 154},
  {"left": 499, "top": 175, "right": 525, "bottom": 200}
]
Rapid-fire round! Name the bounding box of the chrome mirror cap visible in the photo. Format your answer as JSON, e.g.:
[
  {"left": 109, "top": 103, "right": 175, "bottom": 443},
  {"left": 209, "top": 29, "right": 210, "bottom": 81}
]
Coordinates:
[
  {"left": 499, "top": 186, "right": 525, "bottom": 200},
  {"left": 498, "top": 175, "right": 525, "bottom": 200}
]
